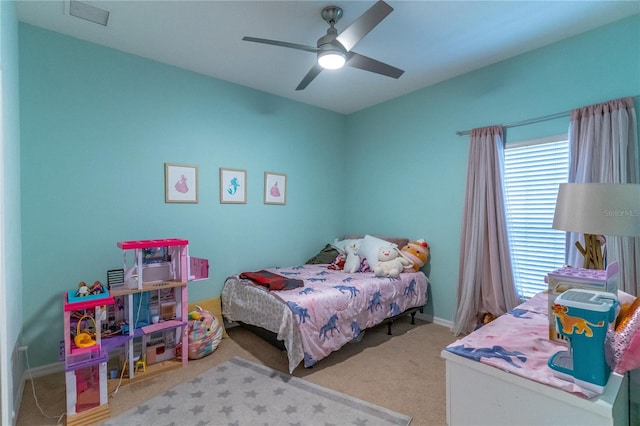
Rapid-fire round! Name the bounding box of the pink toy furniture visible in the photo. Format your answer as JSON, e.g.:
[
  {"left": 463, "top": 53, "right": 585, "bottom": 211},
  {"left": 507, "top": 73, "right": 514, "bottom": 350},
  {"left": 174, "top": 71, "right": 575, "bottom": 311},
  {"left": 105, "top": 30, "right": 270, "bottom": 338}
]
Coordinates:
[{"left": 63, "top": 292, "right": 114, "bottom": 425}]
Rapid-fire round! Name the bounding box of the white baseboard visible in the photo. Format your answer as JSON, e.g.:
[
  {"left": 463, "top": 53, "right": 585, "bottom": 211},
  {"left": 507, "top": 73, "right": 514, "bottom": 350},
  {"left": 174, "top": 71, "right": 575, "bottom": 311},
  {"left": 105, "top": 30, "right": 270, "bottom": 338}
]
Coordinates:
[
  {"left": 22, "top": 361, "right": 64, "bottom": 380},
  {"left": 415, "top": 311, "right": 454, "bottom": 329},
  {"left": 13, "top": 374, "right": 24, "bottom": 426}
]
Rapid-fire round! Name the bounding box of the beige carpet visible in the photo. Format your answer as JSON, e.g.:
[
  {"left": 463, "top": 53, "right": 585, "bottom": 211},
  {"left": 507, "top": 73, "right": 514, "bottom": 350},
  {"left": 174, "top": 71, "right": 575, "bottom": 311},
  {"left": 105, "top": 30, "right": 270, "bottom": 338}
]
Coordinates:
[{"left": 17, "top": 316, "right": 456, "bottom": 425}]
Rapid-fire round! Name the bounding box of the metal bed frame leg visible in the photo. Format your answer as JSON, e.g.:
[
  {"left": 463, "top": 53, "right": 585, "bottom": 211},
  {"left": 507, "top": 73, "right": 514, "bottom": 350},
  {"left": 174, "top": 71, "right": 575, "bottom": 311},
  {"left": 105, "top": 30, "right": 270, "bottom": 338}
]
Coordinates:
[{"left": 387, "top": 307, "right": 421, "bottom": 335}]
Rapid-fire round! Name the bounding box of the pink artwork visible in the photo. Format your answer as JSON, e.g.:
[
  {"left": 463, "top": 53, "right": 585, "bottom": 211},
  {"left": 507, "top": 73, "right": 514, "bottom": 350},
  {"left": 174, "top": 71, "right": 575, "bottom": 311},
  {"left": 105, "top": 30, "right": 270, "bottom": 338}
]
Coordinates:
[
  {"left": 165, "top": 163, "right": 198, "bottom": 203},
  {"left": 174, "top": 175, "right": 189, "bottom": 194},
  {"left": 264, "top": 172, "right": 286, "bottom": 205},
  {"left": 270, "top": 182, "right": 280, "bottom": 197}
]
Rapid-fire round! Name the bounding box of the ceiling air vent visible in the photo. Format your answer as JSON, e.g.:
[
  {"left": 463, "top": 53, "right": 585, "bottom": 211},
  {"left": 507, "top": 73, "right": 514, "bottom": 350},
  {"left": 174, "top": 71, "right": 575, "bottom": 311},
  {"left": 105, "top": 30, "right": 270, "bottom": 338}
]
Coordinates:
[{"left": 69, "top": 0, "right": 110, "bottom": 26}]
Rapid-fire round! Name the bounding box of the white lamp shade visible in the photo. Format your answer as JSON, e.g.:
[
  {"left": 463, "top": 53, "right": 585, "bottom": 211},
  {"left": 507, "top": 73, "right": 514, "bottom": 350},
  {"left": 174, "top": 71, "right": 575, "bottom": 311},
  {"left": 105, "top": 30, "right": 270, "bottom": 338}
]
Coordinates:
[
  {"left": 553, "top": 183, "right": 640, "bottom": 237},
  {"left": 318, "top": 51, "right": 345, "bottom": 70}
]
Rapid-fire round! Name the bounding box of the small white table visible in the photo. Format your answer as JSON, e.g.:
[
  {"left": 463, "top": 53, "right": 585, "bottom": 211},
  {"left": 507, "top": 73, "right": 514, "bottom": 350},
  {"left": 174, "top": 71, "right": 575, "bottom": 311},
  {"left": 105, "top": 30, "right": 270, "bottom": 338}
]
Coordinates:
[{"left": 441, "top": 348, "right": 628, "bottom": 426}]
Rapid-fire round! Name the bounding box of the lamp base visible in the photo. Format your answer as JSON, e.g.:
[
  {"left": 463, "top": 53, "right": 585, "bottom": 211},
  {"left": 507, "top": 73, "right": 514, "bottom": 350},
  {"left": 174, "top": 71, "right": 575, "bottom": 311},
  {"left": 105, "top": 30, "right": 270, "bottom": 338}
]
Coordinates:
[{"left": 575, "top": 233, "right": 604, "bottom": 270}]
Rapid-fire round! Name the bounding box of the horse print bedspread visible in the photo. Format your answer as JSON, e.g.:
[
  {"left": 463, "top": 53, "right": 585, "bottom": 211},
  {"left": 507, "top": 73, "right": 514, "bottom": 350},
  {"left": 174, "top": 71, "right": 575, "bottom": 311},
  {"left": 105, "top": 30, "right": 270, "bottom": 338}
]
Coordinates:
[
  {"left": 222, "top": 264, "right": 428, "bottom": 373},
  {"left": 445, "top": 291, "right": 601, "bottom": 398}
]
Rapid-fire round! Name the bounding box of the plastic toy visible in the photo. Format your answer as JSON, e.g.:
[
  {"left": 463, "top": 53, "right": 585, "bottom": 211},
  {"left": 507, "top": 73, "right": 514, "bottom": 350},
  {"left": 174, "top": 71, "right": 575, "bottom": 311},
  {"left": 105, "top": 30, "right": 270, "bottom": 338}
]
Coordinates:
[
  {"left": 74, "top": 315, "right": 97, "bottom": 348},
  {"left": 63, "top": 293, "right": 114, "bottom": 424},
  {"left": 75, "top": 282, "right": 90, "bottom": 298},
  {"left": 90, "top": 281, "right": 106, "bottom": 295}
]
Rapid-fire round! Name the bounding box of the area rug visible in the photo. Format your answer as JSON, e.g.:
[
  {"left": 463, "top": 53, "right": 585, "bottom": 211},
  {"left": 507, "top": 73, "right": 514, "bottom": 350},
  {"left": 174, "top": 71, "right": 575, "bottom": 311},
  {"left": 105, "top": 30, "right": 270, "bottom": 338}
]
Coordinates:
[{"left": 101, "top": 356, "right": 411, "bottom": 425}]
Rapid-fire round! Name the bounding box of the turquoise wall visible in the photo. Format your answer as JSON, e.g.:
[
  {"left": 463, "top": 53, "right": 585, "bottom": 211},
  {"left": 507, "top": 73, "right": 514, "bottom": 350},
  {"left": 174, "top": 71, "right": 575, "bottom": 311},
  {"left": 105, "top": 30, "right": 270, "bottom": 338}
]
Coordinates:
[
  {"left": 19, "top": 24, "right": 347, "bottom": 368},
  {"left": 18, "top": 14, "right": 640, "bottom": 369},
  {"left": 345, "top": 14, "right": 640, "bottom": 323},
  {"left": 1, "top": 1, "right": 23, "bottom": 422}
]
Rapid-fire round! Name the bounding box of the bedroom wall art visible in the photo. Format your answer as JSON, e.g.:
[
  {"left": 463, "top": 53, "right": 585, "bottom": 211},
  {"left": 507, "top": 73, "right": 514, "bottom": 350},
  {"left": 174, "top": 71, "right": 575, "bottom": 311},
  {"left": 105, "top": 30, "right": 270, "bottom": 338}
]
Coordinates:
[
  {"left": 220, "top": 168, "right": 247, "bottom": 204},
  {"left": 165, "top": 163, "right": 198, "bottom": 203},
  {"left": 264, "top": 172, "right": 287, "bottom": 205}
]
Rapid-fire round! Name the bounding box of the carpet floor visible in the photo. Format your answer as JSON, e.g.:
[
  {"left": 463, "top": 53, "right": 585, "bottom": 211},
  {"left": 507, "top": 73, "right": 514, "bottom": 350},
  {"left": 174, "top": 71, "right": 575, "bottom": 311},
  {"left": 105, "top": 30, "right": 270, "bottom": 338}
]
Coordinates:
[
  {"left": 17, "top": 315, "right": 456, "bottom": 426},
  {"left": 102, "top": 356, "right": 412, "bottom": 425}
]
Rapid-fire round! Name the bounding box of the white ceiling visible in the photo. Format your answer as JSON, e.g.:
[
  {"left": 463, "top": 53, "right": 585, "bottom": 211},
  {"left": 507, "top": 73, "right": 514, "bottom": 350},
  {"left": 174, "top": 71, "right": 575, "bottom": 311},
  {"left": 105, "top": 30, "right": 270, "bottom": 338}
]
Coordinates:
[{"left": 16, "top": 1, "right": 640, "bottom": 114}]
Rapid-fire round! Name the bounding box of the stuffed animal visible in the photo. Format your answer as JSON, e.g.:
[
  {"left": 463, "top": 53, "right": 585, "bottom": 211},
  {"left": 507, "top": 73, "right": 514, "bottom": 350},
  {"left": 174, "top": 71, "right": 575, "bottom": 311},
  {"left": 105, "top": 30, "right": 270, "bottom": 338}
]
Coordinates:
[
  {"left": 374, "top": 247, "right": 412, "bottom": 278},
  {"left": 343, "top": 243, "right": 361, "bottom": 273},
  {"left": 400, "top": 239, "right": 430, "bottom": 272}
]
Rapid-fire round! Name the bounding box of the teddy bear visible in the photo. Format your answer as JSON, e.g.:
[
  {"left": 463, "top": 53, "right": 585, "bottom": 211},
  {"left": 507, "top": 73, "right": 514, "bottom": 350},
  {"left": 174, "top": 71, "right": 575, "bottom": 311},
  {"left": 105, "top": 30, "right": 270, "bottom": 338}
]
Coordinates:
[
  {"left": 400, "top": 239, "right": 430, "bottom": 272},
  {"left": 374, "top": 246, "right": 412, "bottom": 278},
  {"left": 343, "top": 242, "right": 361, "bottom": 273}
]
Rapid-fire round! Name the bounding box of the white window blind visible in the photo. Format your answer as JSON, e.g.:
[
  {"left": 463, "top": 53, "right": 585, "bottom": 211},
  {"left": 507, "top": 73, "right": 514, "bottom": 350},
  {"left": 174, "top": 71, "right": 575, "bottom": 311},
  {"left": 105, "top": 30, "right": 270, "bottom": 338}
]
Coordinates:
[{"left": 504, "top": 136, "right": 568, "bottom": 299}]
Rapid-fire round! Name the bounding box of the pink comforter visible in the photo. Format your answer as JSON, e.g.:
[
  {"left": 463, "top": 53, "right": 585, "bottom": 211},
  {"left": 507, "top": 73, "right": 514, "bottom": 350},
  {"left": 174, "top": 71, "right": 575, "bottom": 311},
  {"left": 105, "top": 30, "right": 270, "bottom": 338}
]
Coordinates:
[
  {"left": 445, "top": 291, "right": 603, "bottom": 398},
  {"left": 268, "top": 265, "right": 428, "bottom": 368}
]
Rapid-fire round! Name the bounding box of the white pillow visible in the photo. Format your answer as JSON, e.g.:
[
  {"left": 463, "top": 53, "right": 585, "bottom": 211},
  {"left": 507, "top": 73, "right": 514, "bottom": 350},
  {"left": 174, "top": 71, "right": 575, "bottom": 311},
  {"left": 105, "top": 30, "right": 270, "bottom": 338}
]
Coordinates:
[
  {"left": 358, "top": 234, "right": 396, "bottom": 270},
  {"left": 331, "top": 238, "right": 362, "bottom": 253}
]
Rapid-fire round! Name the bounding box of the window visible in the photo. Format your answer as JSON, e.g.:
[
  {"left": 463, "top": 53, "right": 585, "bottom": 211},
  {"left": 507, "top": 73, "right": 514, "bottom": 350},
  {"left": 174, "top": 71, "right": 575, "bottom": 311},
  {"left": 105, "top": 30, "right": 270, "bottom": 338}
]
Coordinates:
[{"left": 503, "top": 135, "right": 568, "bottom": 299}]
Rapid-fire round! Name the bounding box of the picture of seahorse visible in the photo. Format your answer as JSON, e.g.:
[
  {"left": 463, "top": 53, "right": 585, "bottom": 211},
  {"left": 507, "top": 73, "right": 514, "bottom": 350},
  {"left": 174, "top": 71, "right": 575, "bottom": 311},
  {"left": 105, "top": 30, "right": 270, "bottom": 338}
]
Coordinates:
[
  {"left": 174, "top": 174, "right": 189, "bottom": 193},
  {"left": 552, "top": 304, "right": 604, "bottom": 337},
  {"left": 226, "top": 177, "right": 240, "bottom": 195}
]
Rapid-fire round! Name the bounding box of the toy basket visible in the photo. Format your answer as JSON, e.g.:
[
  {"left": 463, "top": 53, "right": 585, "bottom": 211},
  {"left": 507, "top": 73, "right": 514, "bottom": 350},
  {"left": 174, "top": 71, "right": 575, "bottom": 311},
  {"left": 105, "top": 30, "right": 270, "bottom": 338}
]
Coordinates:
[{"left": 187, "top": 305, "right": 222, "bottom": 360}]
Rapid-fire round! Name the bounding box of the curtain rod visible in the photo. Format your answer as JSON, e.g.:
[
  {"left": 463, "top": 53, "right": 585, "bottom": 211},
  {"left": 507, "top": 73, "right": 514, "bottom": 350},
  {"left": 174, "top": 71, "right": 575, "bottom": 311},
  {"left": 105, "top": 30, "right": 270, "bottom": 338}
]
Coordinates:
[{"left": 455, "top": 95, "right": 640, "bottom": 136}]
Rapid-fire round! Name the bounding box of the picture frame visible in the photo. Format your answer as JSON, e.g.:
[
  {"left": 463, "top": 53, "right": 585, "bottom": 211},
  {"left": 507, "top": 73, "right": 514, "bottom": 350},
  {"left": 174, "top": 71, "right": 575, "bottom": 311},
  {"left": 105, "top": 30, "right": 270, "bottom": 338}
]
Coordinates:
[
  {"left": 264, "top": 172, "right": 287, "bottom": 205},
  {"left": 220, "top": 168, "right": 247, "bottom": 204},
  {"left": 165, "top": 163, "right": 198, "bottom": 203}
]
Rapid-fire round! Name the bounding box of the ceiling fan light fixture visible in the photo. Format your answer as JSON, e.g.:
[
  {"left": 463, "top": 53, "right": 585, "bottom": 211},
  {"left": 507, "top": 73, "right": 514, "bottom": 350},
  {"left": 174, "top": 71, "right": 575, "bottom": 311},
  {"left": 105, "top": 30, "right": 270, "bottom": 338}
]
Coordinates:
[{"left": 318, "top": 50, "right": 346, "bottom": 70}]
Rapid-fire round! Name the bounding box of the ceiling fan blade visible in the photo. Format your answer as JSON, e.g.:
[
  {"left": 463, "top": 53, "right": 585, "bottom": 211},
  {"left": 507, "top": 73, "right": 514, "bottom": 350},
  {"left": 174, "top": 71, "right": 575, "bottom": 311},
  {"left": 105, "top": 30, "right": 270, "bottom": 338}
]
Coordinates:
[
  {"left": 295, "top": 64, "right": 324, "bottom": 91},
  {"left": 346, "top": 52, "right": 404, "bottom": 79},
  {"left": 335, "top": 1, "right": 393, "bottom": 52},
  {"left": 242, "top": 36, "right": 319, "bottom": 54}
]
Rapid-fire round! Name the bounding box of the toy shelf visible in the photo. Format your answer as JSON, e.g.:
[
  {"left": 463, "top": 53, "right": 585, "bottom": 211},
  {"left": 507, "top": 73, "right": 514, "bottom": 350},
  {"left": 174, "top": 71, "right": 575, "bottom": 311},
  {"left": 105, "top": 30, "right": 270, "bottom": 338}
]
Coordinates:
[
  {"left": 101, "top": 335, "right": 130, "bottom": 353},
  {"left": 116, "top": 238, "right": 189, "bottom": 250},
  {"left": 109, "top": 279, "right": 186, "bottom": 297},
  {"left": 63, "top": 294, "right": 114, "bottom": 370},
  {"left": 62, "top": 293, "right": 114, "bottom": 424},
  {"left": 134, "top": 319, "right": 187, "bottom": 337},
  {"left": 107, "top": 238, "right": 195, "bottom": 384},
  {"left": 63, "top": 238, "right": 208, "bottom": 425},
  {"left": 64, "top": 293, "right": 115, "bottom": 312}
]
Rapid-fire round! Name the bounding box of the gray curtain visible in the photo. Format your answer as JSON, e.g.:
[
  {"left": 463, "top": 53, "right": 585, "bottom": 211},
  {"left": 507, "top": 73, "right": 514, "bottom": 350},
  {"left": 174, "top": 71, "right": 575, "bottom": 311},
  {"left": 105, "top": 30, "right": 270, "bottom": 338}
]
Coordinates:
[
  {"left": 453, "top": 125, "right": 520, "bottom": 335},
  {"left": 567, "top": 97, "right": 640, "bottom": 294}
]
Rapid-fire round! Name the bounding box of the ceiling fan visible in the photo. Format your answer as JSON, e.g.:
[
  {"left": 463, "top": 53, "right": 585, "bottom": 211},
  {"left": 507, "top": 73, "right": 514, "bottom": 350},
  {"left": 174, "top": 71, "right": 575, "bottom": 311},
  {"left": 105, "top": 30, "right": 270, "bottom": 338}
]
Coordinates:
[{"left": 242, "top": 0, "right": 404, "bottom": 91}]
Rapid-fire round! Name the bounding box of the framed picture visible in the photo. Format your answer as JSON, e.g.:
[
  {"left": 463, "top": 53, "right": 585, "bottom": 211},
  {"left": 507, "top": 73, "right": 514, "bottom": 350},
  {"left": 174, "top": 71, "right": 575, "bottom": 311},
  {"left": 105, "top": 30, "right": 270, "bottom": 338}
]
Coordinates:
[
  {"left": 165, "top": 163, "right": 198, "bottom": 203},
  {"left": 264, "top": 172, "right": 287, "bottom": 205},
  {"left": 220, "top": 168, "right": 247, "bottom": 204}
]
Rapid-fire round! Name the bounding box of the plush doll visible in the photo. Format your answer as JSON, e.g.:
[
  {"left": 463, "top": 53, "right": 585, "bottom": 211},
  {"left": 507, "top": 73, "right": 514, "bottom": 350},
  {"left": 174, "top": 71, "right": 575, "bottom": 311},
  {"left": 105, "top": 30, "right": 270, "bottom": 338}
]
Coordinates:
[
  {"left": 343, "top": 243, "right": 361, "bottom": 273},
  {"left": 374, "top": 247, "right": 412, "bottom": 278},
  {"left": 400, "top": 239, "right": 430, "bottom": 272}
]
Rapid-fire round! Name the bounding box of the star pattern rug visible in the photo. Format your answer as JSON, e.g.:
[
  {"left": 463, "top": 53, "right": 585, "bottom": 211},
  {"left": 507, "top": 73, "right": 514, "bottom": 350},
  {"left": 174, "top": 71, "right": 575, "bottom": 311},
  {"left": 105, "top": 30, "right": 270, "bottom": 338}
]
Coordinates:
[{"left": 101, "top": 356, "right": 411, "bottom": 425}]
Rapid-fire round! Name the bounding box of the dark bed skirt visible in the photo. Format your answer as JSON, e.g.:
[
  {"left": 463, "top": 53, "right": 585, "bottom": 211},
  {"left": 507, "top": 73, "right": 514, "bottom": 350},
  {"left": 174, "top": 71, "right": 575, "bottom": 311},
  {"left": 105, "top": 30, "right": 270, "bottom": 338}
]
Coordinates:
[{"left": 236, "top": 305, "right": 424, "bottom": 356}]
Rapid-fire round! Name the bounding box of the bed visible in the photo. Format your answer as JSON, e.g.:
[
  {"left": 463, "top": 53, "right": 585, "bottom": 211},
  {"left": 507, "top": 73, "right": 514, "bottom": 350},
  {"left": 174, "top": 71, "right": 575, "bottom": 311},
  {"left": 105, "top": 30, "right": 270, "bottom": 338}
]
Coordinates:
[
  {"left": 441, "top": 292, "right": 629, "bottom": 425},
  {"left": 222, "top": 263, "right": 428, "bottom": 373}
]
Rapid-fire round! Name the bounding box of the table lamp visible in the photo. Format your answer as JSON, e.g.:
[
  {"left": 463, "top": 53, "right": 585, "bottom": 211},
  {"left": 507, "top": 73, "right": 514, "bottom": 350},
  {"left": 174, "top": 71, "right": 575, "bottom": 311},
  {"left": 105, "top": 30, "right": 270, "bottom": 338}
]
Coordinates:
[{"left": 552, "top": 183, "right": 640, "bottom": 269}]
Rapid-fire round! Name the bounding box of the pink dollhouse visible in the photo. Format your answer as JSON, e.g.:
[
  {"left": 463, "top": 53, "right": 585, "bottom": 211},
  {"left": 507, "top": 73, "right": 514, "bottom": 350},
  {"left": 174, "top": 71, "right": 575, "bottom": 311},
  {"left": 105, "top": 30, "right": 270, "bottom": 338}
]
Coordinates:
[
  {"left": 63, "top": 291, "right": 114, "bottom": 426},
  {"left": 62, "top": 238, "right": 209, "bottom": 425}
]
